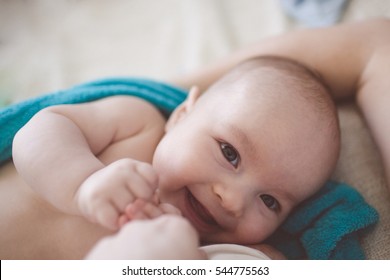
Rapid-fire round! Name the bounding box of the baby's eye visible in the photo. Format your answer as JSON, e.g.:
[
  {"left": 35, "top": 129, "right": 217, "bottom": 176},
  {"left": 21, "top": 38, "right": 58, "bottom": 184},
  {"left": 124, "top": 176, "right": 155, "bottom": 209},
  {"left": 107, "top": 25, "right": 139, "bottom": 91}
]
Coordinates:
[
  {"left": 260, "top": 194, "right": 280, "bottom": 211},
  {"left": 220, "top": 142, "right": 240, "bottom": 168}
]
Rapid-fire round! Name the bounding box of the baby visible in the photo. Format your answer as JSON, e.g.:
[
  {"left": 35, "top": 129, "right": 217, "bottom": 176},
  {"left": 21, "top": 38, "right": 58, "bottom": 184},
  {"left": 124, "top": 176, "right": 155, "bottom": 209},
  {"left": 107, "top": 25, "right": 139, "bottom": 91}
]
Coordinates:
[
  {"left": 152, "top": 56, "right": 339, "bottom": 245},
  {"left": 1, "top": 18, "right": 389, "bottom": 259},
  {"left": 6, "top": 55, "right": 338, "bottom": 259}
]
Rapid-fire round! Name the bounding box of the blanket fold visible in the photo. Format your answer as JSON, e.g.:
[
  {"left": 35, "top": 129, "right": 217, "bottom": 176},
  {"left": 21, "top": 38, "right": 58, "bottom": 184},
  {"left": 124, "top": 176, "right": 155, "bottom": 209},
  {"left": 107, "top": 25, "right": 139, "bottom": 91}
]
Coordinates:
[
  {"left": 267, "top": 181, "right": 378, "bottom": 259},
  {"left": 0, "top": 77, "right": 378, "bottom": 259}
]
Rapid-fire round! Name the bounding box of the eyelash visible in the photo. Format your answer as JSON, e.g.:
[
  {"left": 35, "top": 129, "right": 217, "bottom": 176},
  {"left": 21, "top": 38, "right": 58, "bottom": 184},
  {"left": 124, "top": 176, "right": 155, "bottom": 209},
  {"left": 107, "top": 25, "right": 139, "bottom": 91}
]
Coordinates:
[
  {"left": 260, "top": 194, "right": 280, "bottom": 212},
  {"left": 219, "top": 141, "right": 240, "bottom": 168}
]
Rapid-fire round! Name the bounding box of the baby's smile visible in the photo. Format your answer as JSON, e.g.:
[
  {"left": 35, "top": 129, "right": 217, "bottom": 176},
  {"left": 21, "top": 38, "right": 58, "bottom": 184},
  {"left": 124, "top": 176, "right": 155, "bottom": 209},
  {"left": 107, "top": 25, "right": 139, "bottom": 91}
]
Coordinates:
[{"left": 183, "top": 187, "right": 221, "bottom": 234}]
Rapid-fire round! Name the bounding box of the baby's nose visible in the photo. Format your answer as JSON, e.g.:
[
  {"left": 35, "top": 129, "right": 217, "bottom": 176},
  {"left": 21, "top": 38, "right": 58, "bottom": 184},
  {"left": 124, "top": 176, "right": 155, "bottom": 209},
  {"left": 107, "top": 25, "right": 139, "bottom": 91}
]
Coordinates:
[{"left": 212, "top": 184, "right": 245, "bottom": 217}]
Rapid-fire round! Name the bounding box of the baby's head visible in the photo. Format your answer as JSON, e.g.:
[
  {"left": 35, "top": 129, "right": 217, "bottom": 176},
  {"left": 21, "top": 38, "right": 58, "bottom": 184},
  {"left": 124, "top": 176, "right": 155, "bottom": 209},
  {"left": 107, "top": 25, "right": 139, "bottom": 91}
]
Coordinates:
[{"left": 153, "top": 56, "right": 340, "bottom": 245}]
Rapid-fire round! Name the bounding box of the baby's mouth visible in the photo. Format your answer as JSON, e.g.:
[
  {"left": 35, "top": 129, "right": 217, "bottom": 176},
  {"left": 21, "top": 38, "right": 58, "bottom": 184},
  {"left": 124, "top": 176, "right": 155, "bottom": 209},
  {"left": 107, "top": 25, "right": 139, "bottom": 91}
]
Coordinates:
[{"left": 184, "top": 188, "right": 219, "bottom": 233}]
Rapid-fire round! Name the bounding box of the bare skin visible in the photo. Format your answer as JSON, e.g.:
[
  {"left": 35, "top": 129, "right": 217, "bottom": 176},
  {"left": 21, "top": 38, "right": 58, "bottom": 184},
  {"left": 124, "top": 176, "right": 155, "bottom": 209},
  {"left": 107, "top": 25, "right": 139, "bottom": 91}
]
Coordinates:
[
  {"left": 0, "top": 162, "right": 109, "bottom": 259},
  {"left": 0, "top": 97, "right": 166, "bottom": 259}
]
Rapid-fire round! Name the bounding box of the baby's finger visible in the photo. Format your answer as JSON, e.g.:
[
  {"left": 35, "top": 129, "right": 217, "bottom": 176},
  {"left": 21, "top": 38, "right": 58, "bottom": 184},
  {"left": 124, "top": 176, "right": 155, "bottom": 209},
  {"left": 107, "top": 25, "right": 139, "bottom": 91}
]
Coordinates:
[
  {"left": 125, "top": 199, "right": 147, "bottom": 219},
  {"left": 140, "top": 202, "right": 164, "bottom": 219},
  {"left": 135, "top": 161, "right": 159, "bottom": 189},
  {"left": 159, "top": 203, "right": 182, "bottom": 216},
  {"left": 124, "top": 200, "right": 163, "bottom": 220},
  {"left": 125, "top": 171, "right": 156, "bottom": 201},
  {"left": 95, "top": 202, "right": 120, "bottom": 231},
  {"left": 109, "top": 185, "right": 136, "bottom": 213}
]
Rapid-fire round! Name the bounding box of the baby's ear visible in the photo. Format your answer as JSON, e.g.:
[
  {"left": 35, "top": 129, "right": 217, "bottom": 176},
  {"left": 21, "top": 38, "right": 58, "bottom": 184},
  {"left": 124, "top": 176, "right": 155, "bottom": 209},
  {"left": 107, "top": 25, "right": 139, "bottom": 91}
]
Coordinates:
[{"left": 165, "top": 86, "right": 201, "bottom": 132}]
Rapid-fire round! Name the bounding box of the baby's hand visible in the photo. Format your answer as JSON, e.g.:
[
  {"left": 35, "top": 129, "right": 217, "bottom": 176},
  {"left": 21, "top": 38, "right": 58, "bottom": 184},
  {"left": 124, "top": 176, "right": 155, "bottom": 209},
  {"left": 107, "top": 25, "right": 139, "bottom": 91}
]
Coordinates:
[
  {"left": 76, "top": 158, "right": 158, "bottom": 230},
  {"left": 117, "top": 199, "right": 181, "bottom": 227}
]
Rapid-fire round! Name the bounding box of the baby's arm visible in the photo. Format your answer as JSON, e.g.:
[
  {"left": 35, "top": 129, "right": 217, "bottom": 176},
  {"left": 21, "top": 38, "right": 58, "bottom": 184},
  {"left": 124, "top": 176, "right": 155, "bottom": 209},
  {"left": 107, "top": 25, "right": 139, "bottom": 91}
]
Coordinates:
[
  {"left": 13, "top": 96, "right": 164, "bottom": 229},
  {"left": 173, "top": 18, "right": 390, "bottom": 187}
]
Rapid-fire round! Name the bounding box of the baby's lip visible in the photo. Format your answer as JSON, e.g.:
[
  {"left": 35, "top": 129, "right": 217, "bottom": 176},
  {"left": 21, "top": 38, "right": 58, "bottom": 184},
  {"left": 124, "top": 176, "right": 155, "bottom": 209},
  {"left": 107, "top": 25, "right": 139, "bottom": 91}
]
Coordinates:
[{"left": 184, "top": 188, "right": 220, "bottom": 233}]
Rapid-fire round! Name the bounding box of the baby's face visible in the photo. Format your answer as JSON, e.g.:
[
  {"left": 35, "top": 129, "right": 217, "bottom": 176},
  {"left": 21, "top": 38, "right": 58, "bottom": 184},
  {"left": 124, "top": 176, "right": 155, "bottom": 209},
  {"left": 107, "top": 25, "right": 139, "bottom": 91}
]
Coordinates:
[{"left": 153, "top": 85, "right": 336, "bottom": 245}]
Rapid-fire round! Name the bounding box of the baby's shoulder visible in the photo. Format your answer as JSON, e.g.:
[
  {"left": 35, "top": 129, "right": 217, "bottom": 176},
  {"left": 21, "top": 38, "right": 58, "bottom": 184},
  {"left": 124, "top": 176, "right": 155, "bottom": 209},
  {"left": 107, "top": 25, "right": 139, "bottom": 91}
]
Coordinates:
[
  {"left": 89, "top": 96, "right": 166, "bottom": 163},
  {"left": 97, "top": 95, "right": 163, "bottom": 115},
  {"left": 95, "top": 95, "right": 166, "bottom": 126}
]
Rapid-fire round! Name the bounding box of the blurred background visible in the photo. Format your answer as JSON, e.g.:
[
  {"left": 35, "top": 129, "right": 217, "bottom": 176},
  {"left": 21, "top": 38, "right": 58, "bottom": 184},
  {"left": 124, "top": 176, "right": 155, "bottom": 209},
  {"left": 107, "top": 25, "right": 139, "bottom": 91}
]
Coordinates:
[{"left": 0, "top": 0, "right": 389, "bottom": 104}]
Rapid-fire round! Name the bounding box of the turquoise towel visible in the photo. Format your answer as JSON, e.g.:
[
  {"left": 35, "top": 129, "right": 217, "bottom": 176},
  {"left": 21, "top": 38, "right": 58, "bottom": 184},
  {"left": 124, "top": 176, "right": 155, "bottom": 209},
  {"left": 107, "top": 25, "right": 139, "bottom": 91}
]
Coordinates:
[
  {"left": 0, "top": 77, "right": 378, "bottom": 259},
  {"left": 0, "top": 77, "right": 187, "bottom": 164},
  {"left": 267, "top": 181, "right": 378, "bottom": 259}
]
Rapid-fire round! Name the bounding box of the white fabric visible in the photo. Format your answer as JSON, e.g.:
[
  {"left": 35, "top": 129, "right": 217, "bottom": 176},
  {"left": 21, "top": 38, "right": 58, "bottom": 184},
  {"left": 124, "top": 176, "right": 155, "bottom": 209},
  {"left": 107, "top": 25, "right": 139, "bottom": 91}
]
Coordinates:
[{"left": 202, "top": 244, "right": 271, "bottom": 260}]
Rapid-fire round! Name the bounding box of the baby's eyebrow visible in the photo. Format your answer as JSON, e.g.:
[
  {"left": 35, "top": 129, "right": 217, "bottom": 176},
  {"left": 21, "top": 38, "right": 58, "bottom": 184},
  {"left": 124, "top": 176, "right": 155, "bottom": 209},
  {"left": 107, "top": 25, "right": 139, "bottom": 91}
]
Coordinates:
[
  {"left": 274, "top": 187, "right": 298, "bottom": 205},
  {"left": 226, "top": 123, "right": 259, "bottom": 160}
]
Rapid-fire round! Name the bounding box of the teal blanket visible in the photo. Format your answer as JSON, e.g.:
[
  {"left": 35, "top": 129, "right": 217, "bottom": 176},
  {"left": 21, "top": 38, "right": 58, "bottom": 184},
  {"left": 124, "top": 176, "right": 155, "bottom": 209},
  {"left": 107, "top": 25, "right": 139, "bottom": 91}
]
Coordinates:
[
  {"left": 0, "top": 78, "right": 186, "bottom": 164},
  {"left": 267, "top": 181, "right": 378, "bottom": 259},
  {"left": 0, "top": 77, "right": 378, "bottom": 259}
]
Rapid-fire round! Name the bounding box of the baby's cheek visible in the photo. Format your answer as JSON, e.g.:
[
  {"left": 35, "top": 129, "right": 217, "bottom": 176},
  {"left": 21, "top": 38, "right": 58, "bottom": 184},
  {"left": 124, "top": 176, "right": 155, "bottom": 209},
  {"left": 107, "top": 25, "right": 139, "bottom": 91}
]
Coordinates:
[{"left": 237, "top": 218, "right": 278, "bottom": 244}]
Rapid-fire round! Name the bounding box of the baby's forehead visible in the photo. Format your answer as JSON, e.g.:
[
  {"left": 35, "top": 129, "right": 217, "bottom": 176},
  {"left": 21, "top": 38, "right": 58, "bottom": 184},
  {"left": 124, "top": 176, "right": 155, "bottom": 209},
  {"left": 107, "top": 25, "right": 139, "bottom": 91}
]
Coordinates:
[
  {"left": 207, "top": 57, "right": 328, "bottom": 104},
  {"left": 199, "top": 59, "right": 336, "bottom": 138},
  {"left": 204, "top": 76, "right": 310, "bottom": 115}
]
